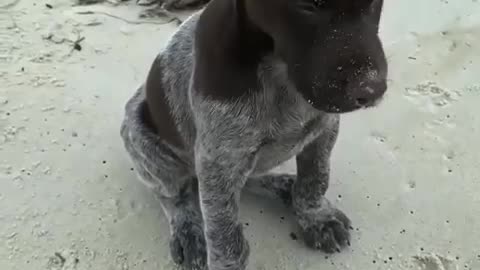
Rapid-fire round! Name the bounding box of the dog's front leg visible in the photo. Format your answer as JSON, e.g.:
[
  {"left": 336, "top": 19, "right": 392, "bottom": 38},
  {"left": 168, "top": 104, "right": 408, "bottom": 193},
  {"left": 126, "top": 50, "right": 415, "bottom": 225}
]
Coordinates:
[
  {"left": 293, "top": 116, "right": 352, "bottom": 253},
  {"left": 195, "top": 142, "right": 255, "bottom": 270}
]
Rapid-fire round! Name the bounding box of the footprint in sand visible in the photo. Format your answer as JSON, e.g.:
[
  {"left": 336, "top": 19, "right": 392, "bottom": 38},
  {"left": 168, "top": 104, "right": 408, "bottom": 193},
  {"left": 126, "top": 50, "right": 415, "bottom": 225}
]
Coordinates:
[
  {"left": 404, "top": 81, "right": 462, "bottom": 113},
  {"left": 412, "top": 253, "right": 458, "bottom": 270}
]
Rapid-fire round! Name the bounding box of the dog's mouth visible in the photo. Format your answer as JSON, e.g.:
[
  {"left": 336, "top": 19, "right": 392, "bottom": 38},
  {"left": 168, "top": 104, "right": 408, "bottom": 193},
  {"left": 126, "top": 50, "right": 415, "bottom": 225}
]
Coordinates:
[
  {"left": 312, "top": 95, "right": 384, "bottom": 114},
  {"left": 366, "top": 95, "right": 384, "bottom": 108},
  {"left": 354, "top": 95, "right": 384, "bottom": 109}
]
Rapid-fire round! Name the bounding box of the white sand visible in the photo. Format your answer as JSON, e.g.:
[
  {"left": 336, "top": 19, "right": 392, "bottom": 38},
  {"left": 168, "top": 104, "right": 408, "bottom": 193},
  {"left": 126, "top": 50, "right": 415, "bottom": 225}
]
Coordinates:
[{"left": 1, "top": 0, "right": 479, "bottom": 269}]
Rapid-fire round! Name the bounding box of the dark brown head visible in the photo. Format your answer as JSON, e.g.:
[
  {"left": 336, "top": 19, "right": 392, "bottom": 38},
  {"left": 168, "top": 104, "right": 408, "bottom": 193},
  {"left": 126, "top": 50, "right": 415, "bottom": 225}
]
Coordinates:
[{"left": 244, "top": 0, "right": 388, "bottom": 113}]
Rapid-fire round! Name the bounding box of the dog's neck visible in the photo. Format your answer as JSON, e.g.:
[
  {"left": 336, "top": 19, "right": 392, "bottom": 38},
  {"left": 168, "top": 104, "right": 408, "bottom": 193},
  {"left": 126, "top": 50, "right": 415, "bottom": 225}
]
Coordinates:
[{"left": 193, "top": 0, "right": 274, "bottom": 99}]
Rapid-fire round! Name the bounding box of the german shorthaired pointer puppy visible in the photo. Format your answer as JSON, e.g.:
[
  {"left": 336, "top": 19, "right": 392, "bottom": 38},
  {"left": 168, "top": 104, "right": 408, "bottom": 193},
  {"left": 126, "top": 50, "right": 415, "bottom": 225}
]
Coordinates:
[{"left": 120, "top": 0, "right": 388, "bottom": 269}]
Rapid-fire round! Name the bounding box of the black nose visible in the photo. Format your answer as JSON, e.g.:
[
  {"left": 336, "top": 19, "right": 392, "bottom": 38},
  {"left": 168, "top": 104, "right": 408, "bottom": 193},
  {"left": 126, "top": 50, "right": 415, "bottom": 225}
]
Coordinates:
[{"left": 350, "top": 80, "right": 387, "bottom": 107}]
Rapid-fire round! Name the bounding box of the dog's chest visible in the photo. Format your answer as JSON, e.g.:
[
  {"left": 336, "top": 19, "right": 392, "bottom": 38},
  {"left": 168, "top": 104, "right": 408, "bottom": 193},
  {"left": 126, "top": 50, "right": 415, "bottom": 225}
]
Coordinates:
[
  {"left": 248, "top": 58, "right": 333, "bottom": 174},
  {"left": 253, "top": 115, "right": 327, "bottom": 174}
]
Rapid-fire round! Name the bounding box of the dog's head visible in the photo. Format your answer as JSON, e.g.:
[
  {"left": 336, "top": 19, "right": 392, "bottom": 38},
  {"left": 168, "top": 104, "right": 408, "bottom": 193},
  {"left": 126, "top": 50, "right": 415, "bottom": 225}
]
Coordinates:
[{"left": 245, "top": 0, "right": 388, "bottom": 113}]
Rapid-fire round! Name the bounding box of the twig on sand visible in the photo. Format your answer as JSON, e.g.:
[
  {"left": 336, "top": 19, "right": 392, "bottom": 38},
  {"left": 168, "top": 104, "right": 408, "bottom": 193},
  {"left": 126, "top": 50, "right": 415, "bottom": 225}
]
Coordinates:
[
  {"left": 42, "top": 32, "right": 86, "bottom": 52},
  {"left": 71, "top": 35, "right": 86, "bottom": 52},
  {"left": 75, "top": 10, "right": 179, "bottom": 25}
]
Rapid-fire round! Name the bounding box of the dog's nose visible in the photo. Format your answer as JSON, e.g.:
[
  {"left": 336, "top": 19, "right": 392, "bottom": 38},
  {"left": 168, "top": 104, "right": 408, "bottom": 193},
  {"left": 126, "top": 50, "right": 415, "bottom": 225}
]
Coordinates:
[{"left": 349, "top": 79, "right": 387, "bottom": 107}]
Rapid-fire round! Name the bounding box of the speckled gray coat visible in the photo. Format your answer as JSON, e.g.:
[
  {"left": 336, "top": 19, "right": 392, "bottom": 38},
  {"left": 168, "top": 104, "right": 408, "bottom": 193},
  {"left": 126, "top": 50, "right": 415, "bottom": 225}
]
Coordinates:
[{"left": 120, "top": 3, "right": 385, "bottom": 268}]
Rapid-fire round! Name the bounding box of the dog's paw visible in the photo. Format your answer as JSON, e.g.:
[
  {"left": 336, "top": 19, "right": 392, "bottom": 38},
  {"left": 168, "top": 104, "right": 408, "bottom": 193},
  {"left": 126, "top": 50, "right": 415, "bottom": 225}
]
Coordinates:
[
  {"left": 297, "top": 205, "right": 352, "bottom": 253},
  {"left": 169, "top": 221, "right": 207, "bottom": 270}
]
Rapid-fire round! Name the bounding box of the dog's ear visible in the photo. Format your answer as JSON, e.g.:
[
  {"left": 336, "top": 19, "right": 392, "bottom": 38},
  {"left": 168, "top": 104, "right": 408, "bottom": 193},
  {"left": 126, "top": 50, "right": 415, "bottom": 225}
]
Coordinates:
[{"left": 369, "top": 0, "right": 384, "bottom": 28}]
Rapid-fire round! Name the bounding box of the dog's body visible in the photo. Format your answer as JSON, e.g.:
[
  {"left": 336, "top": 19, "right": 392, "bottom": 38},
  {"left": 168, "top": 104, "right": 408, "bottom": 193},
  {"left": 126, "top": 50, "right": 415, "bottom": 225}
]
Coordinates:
[{"left": 121, "top": 0, "right": 387, "bottom": 269}]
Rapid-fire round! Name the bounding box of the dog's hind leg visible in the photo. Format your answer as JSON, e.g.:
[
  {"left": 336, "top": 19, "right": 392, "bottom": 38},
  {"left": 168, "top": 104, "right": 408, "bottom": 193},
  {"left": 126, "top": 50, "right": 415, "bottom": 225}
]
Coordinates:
[
  {"left": 120, "top": 87, "right": 206, "bottom": 270},
  {"left": 154, "top": 179, "right": 207, "bottom": 270},
  {"left": 244, "top": 174, "right": 296, "bottom": 206}
]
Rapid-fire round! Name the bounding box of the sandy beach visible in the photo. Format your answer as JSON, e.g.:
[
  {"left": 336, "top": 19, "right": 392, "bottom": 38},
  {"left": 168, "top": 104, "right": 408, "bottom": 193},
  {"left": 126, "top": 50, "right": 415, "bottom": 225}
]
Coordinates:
[{"left": 1, "top": 0, "right": 479, "bottom": 269}]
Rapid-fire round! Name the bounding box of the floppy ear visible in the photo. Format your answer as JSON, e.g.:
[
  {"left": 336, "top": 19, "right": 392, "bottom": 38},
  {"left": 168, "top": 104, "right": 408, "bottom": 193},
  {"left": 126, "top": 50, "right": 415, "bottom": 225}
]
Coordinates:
[{"left": 369, "top": 0, "right": 384, "bottom": 27}]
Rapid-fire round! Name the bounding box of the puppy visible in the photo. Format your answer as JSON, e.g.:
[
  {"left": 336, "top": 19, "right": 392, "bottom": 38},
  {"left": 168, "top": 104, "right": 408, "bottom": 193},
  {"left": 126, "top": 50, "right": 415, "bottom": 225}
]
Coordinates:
[{"left": 120, "top": 0, "right": 388, "bottom": 269}]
